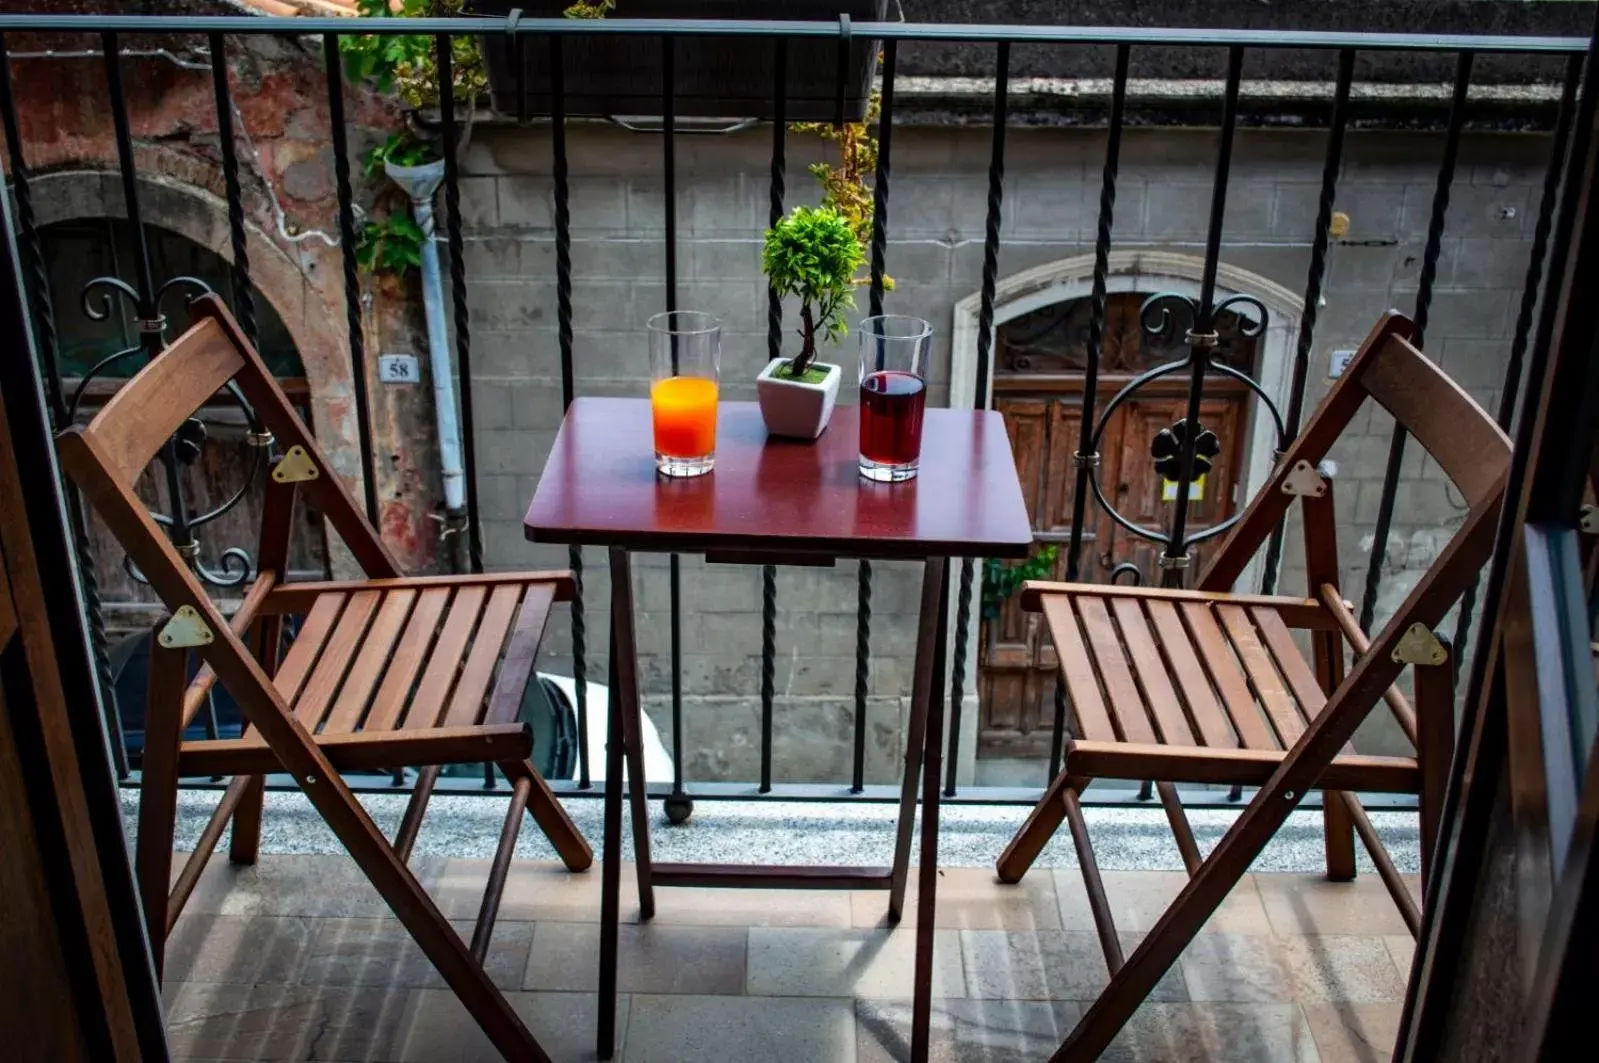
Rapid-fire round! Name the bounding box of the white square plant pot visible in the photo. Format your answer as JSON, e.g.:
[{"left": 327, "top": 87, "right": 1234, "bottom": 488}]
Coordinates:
[{"left": 755, "top": 358, "right": 841, "bottom": 440}]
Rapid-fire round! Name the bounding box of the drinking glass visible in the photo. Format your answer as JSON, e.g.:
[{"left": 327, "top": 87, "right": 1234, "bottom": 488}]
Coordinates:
[
  {"left": 648, "top": 311, "right": 721, "bottom": 478},
  {"left": 858, "top": 315, "right": 932, "bottom": 482}
]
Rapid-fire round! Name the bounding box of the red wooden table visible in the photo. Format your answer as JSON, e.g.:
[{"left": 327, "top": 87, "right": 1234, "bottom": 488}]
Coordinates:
[{"left": 525, "top": 397, "right": 1031, "bottom": 1062}]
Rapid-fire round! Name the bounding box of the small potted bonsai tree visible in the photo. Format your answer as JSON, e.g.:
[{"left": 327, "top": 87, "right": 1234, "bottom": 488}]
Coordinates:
[{"left": 758, "top": 205, "right": 864, "bottom": 440}]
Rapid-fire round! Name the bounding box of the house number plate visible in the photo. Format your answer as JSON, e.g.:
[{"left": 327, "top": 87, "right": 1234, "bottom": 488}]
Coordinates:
[{"left": 379, "top": 354, "right": 422, "bottom": 384}]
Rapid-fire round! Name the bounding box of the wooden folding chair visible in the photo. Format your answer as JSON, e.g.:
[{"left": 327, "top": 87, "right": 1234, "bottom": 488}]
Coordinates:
[
  {"left": 995, "top": 312, "right": 1511, "bottom": 1060},
  {"left": 58, "top": 294, "right": 591, "bottom": 1063}
]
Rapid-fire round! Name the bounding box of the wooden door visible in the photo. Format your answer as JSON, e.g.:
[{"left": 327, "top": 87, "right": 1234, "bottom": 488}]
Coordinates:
[{"left": 978, "top": 293, "right": 1256, "bottom": 759}]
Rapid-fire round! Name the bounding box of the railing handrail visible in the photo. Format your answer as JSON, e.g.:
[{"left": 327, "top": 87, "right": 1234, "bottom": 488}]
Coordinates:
[{"left": 0, "top": 14, "right": 1586, "bottom": 55}]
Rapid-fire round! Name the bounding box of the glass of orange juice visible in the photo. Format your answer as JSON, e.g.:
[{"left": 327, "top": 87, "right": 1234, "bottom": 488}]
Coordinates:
[{"left": 647, "top": 311, "right": 721, "bottom": 477}]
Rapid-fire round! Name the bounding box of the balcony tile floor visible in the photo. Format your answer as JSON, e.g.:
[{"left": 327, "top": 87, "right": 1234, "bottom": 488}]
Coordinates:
[{"left": 161, "top": 853, "right": 1419, "bottom": 1062}]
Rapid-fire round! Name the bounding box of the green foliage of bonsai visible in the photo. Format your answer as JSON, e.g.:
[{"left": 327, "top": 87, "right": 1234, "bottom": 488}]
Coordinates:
[
  {"left": 762, "top": 205, "right": 865, "bottom": 378},
  {"left": 564, "top": 0, "right": 617, "bottom": 16}
]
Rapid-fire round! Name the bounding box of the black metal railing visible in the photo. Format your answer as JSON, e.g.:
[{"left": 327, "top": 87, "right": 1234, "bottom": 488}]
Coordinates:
[{"left": 0, "top": 12, "right": 1586, "bottom": 812}]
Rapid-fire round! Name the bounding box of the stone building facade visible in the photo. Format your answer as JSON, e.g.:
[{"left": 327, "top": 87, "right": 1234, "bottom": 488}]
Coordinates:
[
  {"left": 458, "top": 120, "right": 1558, "bottom": 782},
  {"left": 4, "top": 0, "right": 1589, "bottom": 785}
]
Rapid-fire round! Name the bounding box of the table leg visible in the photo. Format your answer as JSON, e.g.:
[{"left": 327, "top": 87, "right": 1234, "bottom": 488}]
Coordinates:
[
  {"left": 597, "top": 549, "right": 630, "bottom": 1060},
  {"left": 912, "top": 557, "right": 951, "bottom": 1063},
  {"left": 609, "top": 546, "right": 656, "bottom": 919},
  {"left": 888, "top": 557, "right": 948, "bottom": 923}
]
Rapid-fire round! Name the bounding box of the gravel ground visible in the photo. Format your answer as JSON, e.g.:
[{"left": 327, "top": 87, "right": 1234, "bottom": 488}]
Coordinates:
[{"left": 126, "top": 785, "right": 1419, "bottom": 874}]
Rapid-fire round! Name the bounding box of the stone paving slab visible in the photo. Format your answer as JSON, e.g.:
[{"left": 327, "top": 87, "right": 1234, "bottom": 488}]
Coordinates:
[{"left": 155, "top": 852, "right": 1422, "bottom": 1061}]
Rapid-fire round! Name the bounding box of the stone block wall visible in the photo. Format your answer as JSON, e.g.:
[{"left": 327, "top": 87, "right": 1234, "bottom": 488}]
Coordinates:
[{"left": 458, "top": 120, "right": 1551, "bottom": 778}]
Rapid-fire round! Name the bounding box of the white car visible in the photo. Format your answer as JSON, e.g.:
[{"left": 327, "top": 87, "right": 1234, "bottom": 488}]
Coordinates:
[{"left": 532, "top": 672, "right": 675, "bottom": 786}]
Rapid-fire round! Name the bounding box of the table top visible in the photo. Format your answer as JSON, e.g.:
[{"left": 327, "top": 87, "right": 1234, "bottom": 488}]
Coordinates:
[{"left": 523, "top": 398, "right": 1033, "bottom": 560}]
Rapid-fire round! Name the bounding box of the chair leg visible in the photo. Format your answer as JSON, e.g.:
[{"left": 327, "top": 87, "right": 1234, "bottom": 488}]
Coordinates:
[
  {"left": 231, "top": 614, "right": 279, "bottom": 866},
  {"left": 1156, "top": 781, "right": 1202, "bottom": 875},
  {"left": 1063, "top": 786, "right": 1125, "bottom": 971},
  {"left": 138, "top": 637, "right": 187, "bottom": 979},
  {"left": 1312, "top": 630, "right": 1357, "bottom": 881},
  {"left": 344, "top": 821, "right": 548, "bottom": 1061},
  {"left": 503, "top": 759, "right": 593, "bottom": 872},
  {"left": 618, "top": 683, "right": 655, "bottom": 910},
  {"left": 1050, "top": 804, "right": 1278, "bottom": 1062},
  {"left": 228, "top": 775, "right": 265, "bottom": 865},
  {"left": 1322, "top": 790, "right": 1358, "bottom": 881},
  {"left": 997, "top": 770, "right": 1086, "bottom": 884}
]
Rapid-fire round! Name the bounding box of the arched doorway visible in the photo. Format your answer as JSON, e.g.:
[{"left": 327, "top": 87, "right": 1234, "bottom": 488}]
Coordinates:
[{"left": 949, "top": 251, "right": 1305, "bottom": 764}]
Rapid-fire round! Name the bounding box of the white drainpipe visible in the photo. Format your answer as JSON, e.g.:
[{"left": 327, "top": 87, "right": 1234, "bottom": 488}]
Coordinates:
[{"left": 384, "top": 157, "right": 466, "bottom": 519}]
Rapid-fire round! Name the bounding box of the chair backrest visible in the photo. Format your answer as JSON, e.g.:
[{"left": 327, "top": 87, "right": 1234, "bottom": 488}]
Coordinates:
[
  {"left": 55, "top": 294, "right": 407, "bottom": 778},
  {"left": 58, "top": 293, "right": 400, "bottom": 590},
  {"left": 1199, "top": 311, "right": 1513, "bottom": 624}
]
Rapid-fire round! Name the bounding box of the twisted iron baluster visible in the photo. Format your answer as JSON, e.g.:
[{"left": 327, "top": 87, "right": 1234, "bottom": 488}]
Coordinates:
[
  {"left": 323, "top": 32, "right": 379, "bottom": 524},
  {"left": 854, "top": 39, "right": 896, "bottom": 793},
  {"left": 1051, "top": 43, "right": 1129, "bottom": 783},
  {"left": 1161, "top": 47, "right": 1244, "bottom": 581},
  {"left": 210, "top": 33, "right": 256, "bottom": 348},
  {"left": 662, "top": 36, "right": 688, "bottom": 812},
  {"left": 1047, "top": 677, "right": 1067, "bottom": 783},
  {"left": 946, "top": 40, "right": 1010, "bottom": 797},
  {"left": 759, "top": 564, "right": 776, "bottom": 793},
  {"left": 546, "top": 36, "right": 590, "bottom": 788},
  {"left": 1259, "top": 48, "right": 1353, "bottom": 595},
  {"left": 767, "top": 39, "right": 787, "bottom": 363},
  {"left": 867, "top": 39, "right": 895, "bottom": 318},
  {"left": 1453, "top": 52, "right": 1582, "bottom": 665},
  {"left": 1360, "top": 52, "right": 1473, "bottom": 633},
  {"left": 759, "top": 38, "right": 787, "bottom": 796},
  {"left": 852, "top": 559, "right": 872, "bottom": 793}
]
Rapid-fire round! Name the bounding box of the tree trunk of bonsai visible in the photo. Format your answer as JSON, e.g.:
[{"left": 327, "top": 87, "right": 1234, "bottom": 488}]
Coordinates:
[{"left": 793, "top": 304, "right": 817, "bottom": 377}]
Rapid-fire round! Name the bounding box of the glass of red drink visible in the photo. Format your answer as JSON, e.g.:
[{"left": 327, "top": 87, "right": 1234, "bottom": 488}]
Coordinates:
[{"left": 857, "top": 315, "right": 933, "bottom": 482}]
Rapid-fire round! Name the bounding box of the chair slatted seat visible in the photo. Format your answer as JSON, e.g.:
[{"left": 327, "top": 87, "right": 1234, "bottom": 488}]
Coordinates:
[
  {"left": 1038, "top": 587, "right": 1420, "bottom": 793},
  {"left": 175, "top": 578, "right": 564, "bottom": 776}
]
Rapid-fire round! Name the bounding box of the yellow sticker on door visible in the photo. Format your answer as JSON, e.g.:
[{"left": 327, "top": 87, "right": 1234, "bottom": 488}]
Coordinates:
[{"left": 1161, "top": 474, "right": 1205, "bottom": 502}]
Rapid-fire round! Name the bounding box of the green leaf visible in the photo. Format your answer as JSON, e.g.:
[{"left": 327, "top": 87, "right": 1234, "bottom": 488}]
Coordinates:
[{"left": 390, "top": 214, "right": 425, "bottom": 240}]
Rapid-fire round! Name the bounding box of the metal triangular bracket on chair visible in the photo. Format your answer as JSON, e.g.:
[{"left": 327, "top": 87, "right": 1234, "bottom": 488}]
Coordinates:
[
  {"left": 271, "top": 445, "right": 319, "bottom": 484},
  {"left": 1391, "top": 622, "right": 1448, "bottom": 666},
  {"left": 1280, "top": 459, "right": 1329, "bottom": 497},
  {"left": 158, "top": 604, "right": 214, "bottom": 649}
]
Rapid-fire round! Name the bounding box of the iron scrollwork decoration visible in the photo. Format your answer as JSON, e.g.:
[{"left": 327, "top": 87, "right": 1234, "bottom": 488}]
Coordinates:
[
  {"left": 1151, "top": 419, "right": 1221, "bottom": 483},
  {"left": 71, "top": 274, "right": 269, "bottom": 590},
  {"left": 1081, "top": 290, "right": 1287, "bottom": 574}
]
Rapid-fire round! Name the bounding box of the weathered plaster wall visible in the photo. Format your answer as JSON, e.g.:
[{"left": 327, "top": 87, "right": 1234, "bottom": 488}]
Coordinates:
[{"left": 1, "top": 28, "right": 445, "bottom": 574}]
